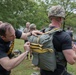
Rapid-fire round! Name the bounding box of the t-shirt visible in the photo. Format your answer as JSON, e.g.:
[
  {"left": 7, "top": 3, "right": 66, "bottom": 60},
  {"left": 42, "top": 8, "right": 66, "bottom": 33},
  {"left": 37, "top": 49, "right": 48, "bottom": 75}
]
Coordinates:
[
  {"left": 53, "top": 31, "right": 72, "bottom": 52},
  {"left": 0, "top": 30, "right": 22, "bottom": 74}
]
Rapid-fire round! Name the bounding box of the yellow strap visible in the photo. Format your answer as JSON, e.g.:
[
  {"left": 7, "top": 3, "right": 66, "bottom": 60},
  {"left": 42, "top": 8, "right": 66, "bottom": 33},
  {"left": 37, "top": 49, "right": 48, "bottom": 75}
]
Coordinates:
[
  {"left": 32, "top": 48, "right": 53, "bottom": 53},
  {"left": 37, "top": 36, "right": 40, "bottom": 44},
  {"left": 44, "top": 28, "right": 60, "bottom": 34},
  {"left": 30, "top": 43, "right": 42, "bottom": 49},
  {"left": 30, "top": 46, "right": 42, "bottom": 50},
  {"left": 30, "top": 43, "right": 53, "bottom": 53},
  {"left": 7, "top": 41, "right": 14, "bottom": 55},
  {"left": 30, "top": 43, "right": 42, "bottom": 47}
]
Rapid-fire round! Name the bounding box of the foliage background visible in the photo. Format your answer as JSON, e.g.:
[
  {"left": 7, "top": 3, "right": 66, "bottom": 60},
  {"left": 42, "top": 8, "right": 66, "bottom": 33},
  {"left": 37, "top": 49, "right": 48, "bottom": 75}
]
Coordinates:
[
  {"left": 0, "top": 0, "right": 76, "bottom": 74},
  {"left": 0, "top": 0, "right": 76, "bottom": 29}
]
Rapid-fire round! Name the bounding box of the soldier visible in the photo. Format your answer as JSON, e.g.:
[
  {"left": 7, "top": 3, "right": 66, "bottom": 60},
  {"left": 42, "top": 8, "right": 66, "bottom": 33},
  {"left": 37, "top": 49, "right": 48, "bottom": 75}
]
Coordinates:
[
  {"left": 29, "top": 23, "right": 37, "bottom": 32},
  {"left": 66, "top": 26, "right": 73, "bottom": 40},
  {"left": 40, "top": 5, "right": 76, "bottom": 75},
  {"left": 23, "top": 22, "right": 30, "bottom": 33}
]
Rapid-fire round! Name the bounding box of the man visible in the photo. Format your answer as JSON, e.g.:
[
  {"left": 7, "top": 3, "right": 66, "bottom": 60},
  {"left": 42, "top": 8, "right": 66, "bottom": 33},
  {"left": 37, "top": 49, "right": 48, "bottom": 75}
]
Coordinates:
[
  {"left": 23, "top": 22, "right": 30, "bottom": 46},
  {"left": 23, "top": 22, "right": 31, "bottom": 59},
  {"left": 0, "top": 22, "right": 42, "bottom": 75},
  {"left": 29, "top": 23, "right": 37, "bottom": 32},
  {"left": 29, "top": 23, "right": 40, "bottom": 71},
  {"left": 23, "top": 22, "right": 30, "bottom": 33},
  {"left": 40, "top": 5, "right": 76, "bottom": 75},
  {"left": 25, "top": 23, "right": 37, "bottom": 60},
  {"left": 66, "top": 26, "right": 73, "bottom": 40},
  {"left": 28, "top": 23, "right": 37, "bottom": 60}
]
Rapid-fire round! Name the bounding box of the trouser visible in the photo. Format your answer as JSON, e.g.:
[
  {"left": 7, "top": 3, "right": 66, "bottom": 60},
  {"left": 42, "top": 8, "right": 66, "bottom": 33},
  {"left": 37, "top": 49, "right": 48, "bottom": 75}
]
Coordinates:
[{"left": 40, "top": 69, "right": 73, "bottom": 75}]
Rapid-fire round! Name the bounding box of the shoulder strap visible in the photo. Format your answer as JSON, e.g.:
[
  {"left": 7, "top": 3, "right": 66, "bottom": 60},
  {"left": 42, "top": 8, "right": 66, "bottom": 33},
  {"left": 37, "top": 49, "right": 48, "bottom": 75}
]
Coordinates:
[
  {"left": 44, "top": 28, "right": 62, "bottom": 34},
  {"left": 7, "top": 40, "right": 14, "bottom": 55}
]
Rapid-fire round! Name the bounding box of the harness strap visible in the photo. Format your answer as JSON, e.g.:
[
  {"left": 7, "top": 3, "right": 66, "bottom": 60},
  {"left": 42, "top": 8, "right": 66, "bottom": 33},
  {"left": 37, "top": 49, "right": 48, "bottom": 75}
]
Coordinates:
[
  {"left": 30, "top": 43, "right": 53, "bottom": 53},
  {"left": 44, "top": 28, "right": 62, "bottom": 34},
  {"left": 30, "top": 43, "right": 42, "bottom": 47},
  {"left": 31, "top": 48, "right": 53, "bottom": 53},
  {"left": 7, "top": 41, "right": 14, "bottom": 55}
]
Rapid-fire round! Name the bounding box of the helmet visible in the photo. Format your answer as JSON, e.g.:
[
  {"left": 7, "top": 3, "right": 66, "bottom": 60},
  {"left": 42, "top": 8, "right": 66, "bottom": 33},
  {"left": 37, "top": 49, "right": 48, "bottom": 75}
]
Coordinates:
[
  {"left": 48, "top": 5, "right": 65, "bottom": 18},
  {"left": 30, "top": 24, "right": 36, "bottom": 29}
]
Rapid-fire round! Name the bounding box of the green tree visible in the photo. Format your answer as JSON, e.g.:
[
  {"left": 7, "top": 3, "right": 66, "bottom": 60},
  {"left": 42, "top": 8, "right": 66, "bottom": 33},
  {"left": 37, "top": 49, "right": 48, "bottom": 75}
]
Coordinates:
[
  {"left": 35, "top": 0, "right": 76, "bottom": 29},
  {"left": 0, "top": 0, "right": 76, "bottom": 29}
]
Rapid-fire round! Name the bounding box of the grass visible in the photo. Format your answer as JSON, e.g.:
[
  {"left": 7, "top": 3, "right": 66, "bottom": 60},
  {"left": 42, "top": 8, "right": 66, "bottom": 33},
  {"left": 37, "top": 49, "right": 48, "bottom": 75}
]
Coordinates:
[
  {"left": 11, "top": 60, "right": 37, "bottom": 75},
  {"left": 11, "top": 39, "right": 76, "bottom": 75}
]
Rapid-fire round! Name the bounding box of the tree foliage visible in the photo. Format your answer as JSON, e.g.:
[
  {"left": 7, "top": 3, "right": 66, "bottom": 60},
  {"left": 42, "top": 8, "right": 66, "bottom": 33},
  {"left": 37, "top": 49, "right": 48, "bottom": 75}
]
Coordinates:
[{"left": 0, "top": 0, "right": 76, "bottom": 29}]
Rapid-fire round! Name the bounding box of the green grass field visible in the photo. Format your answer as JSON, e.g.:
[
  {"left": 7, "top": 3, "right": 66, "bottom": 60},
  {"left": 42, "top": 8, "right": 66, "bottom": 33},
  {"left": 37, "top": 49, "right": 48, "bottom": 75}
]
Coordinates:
[{"left": 11, "top": 39, "right": 76, "bottom": 75}]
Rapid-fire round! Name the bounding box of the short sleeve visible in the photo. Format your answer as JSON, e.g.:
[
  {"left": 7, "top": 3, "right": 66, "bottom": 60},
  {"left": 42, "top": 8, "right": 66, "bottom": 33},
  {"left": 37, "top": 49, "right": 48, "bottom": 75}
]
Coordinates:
[
  {"left": 0, "top": 44, "right": 7, "bottom": 58},
  {"left": 62, "top": 34, "right": 72, "bottom": 50},
  {"left": 15, "top": 30, "right": 22, "bottom": 39}
]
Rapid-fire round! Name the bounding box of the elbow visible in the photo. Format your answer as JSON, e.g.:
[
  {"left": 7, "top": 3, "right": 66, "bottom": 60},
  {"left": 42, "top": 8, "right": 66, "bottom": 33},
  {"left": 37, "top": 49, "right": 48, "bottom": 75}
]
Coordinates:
[
  {"left": 66, "top": 56, "right": 76, "bottom": 65},
  {"left": 0, "top": 64, "right": 12, "bottom": 71},
  {"left": 68, "top": 62, "right": 75, "bottom": 65},
  {"left": 5, "top": 67, "right": 12, "bottom": 71},
  {"left": 2, "top": 65, "right": 12, "bottom": 71},
  {"left": 5, "top": 63, "right": 16, "bottom": 71},
  {"left": 67, "top": 60, "right": 75, "bottom": 65}
]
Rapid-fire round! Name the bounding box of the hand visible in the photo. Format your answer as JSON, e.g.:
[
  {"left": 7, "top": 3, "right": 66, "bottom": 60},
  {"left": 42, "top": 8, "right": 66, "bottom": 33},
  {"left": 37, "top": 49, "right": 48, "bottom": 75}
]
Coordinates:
[
  {"left": 24, "top": 42, "right": 30, "bottom": 52},
  {"left": 31, "top": 30, "right": 43, "bottom": 36}
]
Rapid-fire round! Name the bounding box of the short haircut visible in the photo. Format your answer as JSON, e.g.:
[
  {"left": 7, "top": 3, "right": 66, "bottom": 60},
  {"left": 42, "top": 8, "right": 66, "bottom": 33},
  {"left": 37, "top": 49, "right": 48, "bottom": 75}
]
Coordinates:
[{"left": 0, "top": 23, "right": 13, "bottom": 37}]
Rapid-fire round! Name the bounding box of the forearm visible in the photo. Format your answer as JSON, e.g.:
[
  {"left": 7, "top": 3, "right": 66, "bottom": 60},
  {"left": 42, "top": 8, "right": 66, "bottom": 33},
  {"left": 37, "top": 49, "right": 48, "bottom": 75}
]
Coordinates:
[
  {"left": 20, "top": 30, "right": 43, "bottom": 40},
  {"left": 11, "top": 51, "right": 28, "bottom": 68},
  {"left": 26, "top": 32, "right": 31, "bottom": 36},
  {"left": 0, "top": 51, "right": 29, "bottom": 71},
  {"left": 69, "top": 51, "right": 76, "bottom": 64},
  {"left": 20, "top": 32, "right": 31, "bottom": 40}
]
